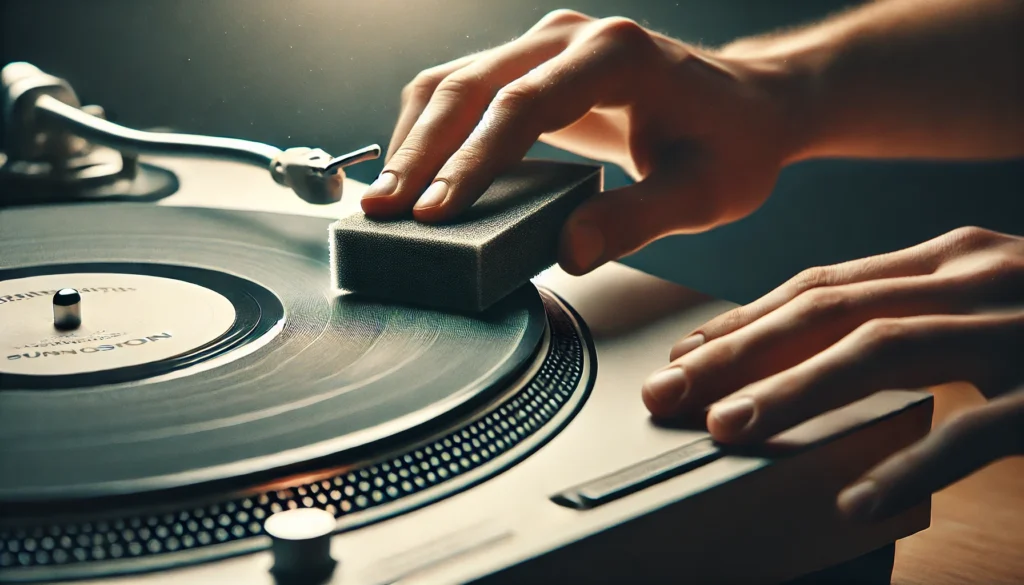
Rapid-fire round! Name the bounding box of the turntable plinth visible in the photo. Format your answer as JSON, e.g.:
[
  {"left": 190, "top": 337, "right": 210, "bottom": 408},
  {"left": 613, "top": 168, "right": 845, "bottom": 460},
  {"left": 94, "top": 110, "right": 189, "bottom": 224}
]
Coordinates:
[{"left": 0, "top": 152, "right": 933, "bottom": 584}]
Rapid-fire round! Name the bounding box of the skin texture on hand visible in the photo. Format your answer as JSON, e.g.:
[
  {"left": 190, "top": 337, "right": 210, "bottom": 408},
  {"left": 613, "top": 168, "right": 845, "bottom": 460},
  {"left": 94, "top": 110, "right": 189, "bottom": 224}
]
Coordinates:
[
  {"left": 360, "top": 10, "right": 802, "bottom": 275},
  {"left": 371, "top": 1, "right": 1024, "bottom": 521},
  {"left": 643, "top": 226, "right": 1024, "bottom": 521},
  {"left": 365, "top": 0, "right": 1022, "bottom": 275},
  {"left": 721, "top": 0, "right": 1024, "bottom": 162}
]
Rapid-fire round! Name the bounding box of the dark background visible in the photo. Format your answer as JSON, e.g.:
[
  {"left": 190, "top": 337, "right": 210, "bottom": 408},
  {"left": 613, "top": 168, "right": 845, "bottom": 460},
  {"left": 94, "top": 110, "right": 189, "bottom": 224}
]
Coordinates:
[{"left": 3, "top": 0, "right": 1021, "bottom": 303}]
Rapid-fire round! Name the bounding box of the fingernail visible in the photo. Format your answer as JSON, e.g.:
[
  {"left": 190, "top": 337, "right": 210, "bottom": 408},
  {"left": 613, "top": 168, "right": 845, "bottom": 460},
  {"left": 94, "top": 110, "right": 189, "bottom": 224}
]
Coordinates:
[
  {"left": 414, "top": 181, "right": 449, "bottom": 210},
  {"left": 642, "top": 366, "right": 689, "bottom": 413},
  {"left": 363, "top": 171, "right": 398, "bottom": 199},
  {"left": 838, "top": 480, "right": 880, "bottom": 520},
  {"left": 569, "top": 222, "right": 605, "bottom": 272},
  {"left": 709, "top": 397, "right": 755, "bottom": 432},
  {"left": 672, "top": 333, "right": 705, "bottom": 359}
]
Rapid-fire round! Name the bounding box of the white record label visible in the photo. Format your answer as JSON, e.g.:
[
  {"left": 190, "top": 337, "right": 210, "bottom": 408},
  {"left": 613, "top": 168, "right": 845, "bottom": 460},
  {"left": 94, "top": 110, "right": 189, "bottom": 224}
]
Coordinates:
[{"left": 1, "top": 273, "right": 236, "bottom": 377}]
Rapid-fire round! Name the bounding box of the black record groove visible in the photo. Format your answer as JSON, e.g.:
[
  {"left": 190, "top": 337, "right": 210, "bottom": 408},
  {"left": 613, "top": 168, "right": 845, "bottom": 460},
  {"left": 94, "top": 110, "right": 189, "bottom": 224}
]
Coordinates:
[
  {"left": 0, "top": 292, "right": 592, "bottom": 582},
  {"left": 0, "top": 204, "right": 547, "bottom": 501},
  {"left": 0, "top": 203, "right": 594, "bottom": 583}
]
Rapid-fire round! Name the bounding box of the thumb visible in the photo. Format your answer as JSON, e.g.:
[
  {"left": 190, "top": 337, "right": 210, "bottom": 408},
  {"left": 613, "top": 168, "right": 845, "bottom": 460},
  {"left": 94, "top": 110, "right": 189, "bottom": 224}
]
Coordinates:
[
  {"left": 556, "top": 153, "right": 725, "bottom": 275},
  {"left": 837, "top": 391, "right": 1024, "bottom": 522}
]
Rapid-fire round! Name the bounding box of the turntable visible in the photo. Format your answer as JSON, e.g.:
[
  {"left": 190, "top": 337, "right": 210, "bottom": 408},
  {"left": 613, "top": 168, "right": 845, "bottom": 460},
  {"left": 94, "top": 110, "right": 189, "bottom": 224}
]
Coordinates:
[{"left": 0, "top": 63, "right": 932, "bottom": 584}]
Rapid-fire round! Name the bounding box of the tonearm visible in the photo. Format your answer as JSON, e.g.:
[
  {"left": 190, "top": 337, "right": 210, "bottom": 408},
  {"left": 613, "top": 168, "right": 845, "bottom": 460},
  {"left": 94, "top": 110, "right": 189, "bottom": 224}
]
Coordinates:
[{"left": 0, "top": 62, "right": 380, "bottom": 206}]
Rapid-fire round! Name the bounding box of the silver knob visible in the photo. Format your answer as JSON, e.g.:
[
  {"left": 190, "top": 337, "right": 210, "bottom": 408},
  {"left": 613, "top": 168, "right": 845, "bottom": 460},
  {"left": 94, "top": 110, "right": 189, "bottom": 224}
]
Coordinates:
[
  {"left": 53, "top": 288, "right": 81, "bottom": 330},
  {"left": 264, "top": 508, "right": 337, "bottom": 584}
]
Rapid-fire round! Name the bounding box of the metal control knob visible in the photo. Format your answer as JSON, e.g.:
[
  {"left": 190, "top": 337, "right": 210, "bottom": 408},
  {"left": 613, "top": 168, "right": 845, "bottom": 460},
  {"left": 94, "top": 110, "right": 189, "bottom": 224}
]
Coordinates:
[
  {"left": 53, "top": 288, "right": 82, "bottom": 330},
  {"left": 265, "top": 508, "right": 337, "bottom": 584}
]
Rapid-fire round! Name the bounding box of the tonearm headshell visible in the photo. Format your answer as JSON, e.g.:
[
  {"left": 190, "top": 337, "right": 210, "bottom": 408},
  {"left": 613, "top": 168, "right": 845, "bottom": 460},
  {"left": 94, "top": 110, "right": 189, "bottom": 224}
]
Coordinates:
[{"left": 0, "top": 62, "right": 380, "bottom": 206}]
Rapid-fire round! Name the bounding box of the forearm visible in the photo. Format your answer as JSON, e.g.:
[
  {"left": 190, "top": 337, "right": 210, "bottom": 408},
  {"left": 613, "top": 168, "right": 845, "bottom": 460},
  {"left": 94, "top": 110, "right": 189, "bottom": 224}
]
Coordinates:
[{"left": 720, "top": 0, "right": 1024, "bottom": 162}]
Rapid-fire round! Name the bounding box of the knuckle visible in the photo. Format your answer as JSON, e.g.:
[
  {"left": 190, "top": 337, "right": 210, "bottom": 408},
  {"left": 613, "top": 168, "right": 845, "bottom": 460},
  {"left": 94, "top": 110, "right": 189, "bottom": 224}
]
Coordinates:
[
  {"left": 687, "top": 318, "right": 730, "bottom": 347},
  {"left": 942, "top": 410, "right": 983, "bottom": 442},
  {"left": 709, "top": 308, "right": 750, "bottom": 337},
  {"left": 491, "top": 81, "right": 537, "bottom": 113},
  {"left": 793, "top": 287, "right": 853, "bottom": 321},
  {"left": 385, "top": 143, "right": 428, "bottom": 170},
  {"left": 587, "top": 17, "right": 652, "bottom": 49},
  {"left": 941, "top": 226, "right": 998, "bottom": 251},
  {"left": 536, "top": 8, "right": 589, "bottom": 29},
  {"left": 787, "top": 266, "right": 834, "bottom": 296},
  {"left": 442, "top": 142, "right": 487, "bottom": 175},
  {"left": 386, "top": 131, "right": 434, "bottom": 167},
  {"left": 969, "top": 395, "right": 1024, "bottom": 456},
  {"left": 952, "top": 225, "right": 996, "bottom": 243},
  {"left": 694, "top": 338, "right": 739, "bottom": 369},
  {"left": 937, "top": 406, "right": 1011, "bottom": 457},
  {"left": 854, "top": 318, "right": 908, "bottom": 354},
  {"left": 401, "top": 73, "right": 443, "bottom": 104},
  {"left": 433, "top": 73, "right": 490, "bottom": 108}
]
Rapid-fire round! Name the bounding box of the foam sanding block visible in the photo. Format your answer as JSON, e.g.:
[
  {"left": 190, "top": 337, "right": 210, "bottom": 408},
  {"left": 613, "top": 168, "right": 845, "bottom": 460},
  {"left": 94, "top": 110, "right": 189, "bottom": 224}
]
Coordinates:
[{"left": 330, "top": 160, "right": 603, "bottom": 312}]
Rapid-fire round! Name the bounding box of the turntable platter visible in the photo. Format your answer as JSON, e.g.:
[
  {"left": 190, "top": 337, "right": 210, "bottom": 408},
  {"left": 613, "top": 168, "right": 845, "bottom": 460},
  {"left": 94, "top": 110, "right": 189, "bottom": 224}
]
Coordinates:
[{"left": 0, "top": 204, "right": 546, "bottom": 502}]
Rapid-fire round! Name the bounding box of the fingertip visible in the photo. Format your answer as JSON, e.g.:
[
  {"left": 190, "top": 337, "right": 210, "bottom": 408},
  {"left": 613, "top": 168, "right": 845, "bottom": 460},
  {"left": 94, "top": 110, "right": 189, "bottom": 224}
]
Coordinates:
[
  {"left": 641, "top": 387, "right": 677, "bottom": 420},
  {"left": 837, "top": 479, "right": 881, "bottom": 521},
  {"left": 640, "top": 384, "right": 667, "bottom": 417},
  {"left": 558, "top": 215, "right": 607, "bottom": 275},
  {"left": 360, "top": 171, "right": 414, "bottom": 218},
  {"left": 556, "top": 258, "right": 600, "bottom": 277},
  {"left": 360, "top": 194, "right": 410, "bottom": 218},
  {"left": 559, "top": 181, "right": 680, "bottom": 276},
  {"left": 706, "top": 397, "right": 756, "bottom": 442},
  {"left": 362, "top": 171, "right": 399, "bottom": 199},
  {"left": 556, "top": 229, "right": 591, "bottom": 276},
  {"left": 641, "top": 366, "right": 689, "bottom": 418},
  {"left": 412, "top": 180, "right": 450, "bottom": 211},
  {"left": 410, "top": 205, "right": 449, "bottom": 223},
  {"left": 410, "top": 182, "right": 462, "bottom": 223}
]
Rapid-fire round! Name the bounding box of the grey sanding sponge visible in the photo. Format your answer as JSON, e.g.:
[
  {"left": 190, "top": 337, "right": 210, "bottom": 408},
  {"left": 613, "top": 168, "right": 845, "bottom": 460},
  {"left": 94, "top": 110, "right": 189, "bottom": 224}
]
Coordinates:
[{"left": 330, "top": 159, "right": 603, "bottom": 312}]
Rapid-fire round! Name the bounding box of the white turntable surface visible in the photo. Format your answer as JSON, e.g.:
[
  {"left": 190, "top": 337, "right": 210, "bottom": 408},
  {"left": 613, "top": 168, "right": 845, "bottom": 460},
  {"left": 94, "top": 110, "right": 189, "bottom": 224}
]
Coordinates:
[{"left": 0, "top": 155, "right": 931, "bottom": 585}]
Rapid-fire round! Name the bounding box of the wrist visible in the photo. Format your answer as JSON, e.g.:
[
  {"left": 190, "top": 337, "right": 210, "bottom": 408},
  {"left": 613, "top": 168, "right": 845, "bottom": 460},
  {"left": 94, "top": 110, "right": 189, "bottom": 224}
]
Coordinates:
[{"left": 716, "top": 34, "right": 833, "bottom": 165}]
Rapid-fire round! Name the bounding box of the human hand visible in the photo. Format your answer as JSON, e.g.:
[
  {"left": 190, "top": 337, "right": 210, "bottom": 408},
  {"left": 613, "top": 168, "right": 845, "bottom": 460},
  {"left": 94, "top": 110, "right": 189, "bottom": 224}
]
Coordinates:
[
  {"left": 642, "top": 226, "right": 1024, "bottom": 520},
  {"left": 361, "top": 10, "right": 804, "bottom": 274}
]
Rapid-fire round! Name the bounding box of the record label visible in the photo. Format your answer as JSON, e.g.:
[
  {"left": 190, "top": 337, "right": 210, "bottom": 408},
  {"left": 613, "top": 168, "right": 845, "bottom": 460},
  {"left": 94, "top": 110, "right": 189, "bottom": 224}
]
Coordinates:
[{"left": 1, "top": 273, "right": 236, "bottom": 376}]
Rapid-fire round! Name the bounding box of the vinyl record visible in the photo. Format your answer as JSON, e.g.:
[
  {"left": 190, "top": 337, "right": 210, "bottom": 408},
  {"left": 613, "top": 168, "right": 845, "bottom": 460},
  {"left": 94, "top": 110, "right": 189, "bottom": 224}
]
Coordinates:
[{"left": 0, "top": 203, "right": 546, "bottom": 503}]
